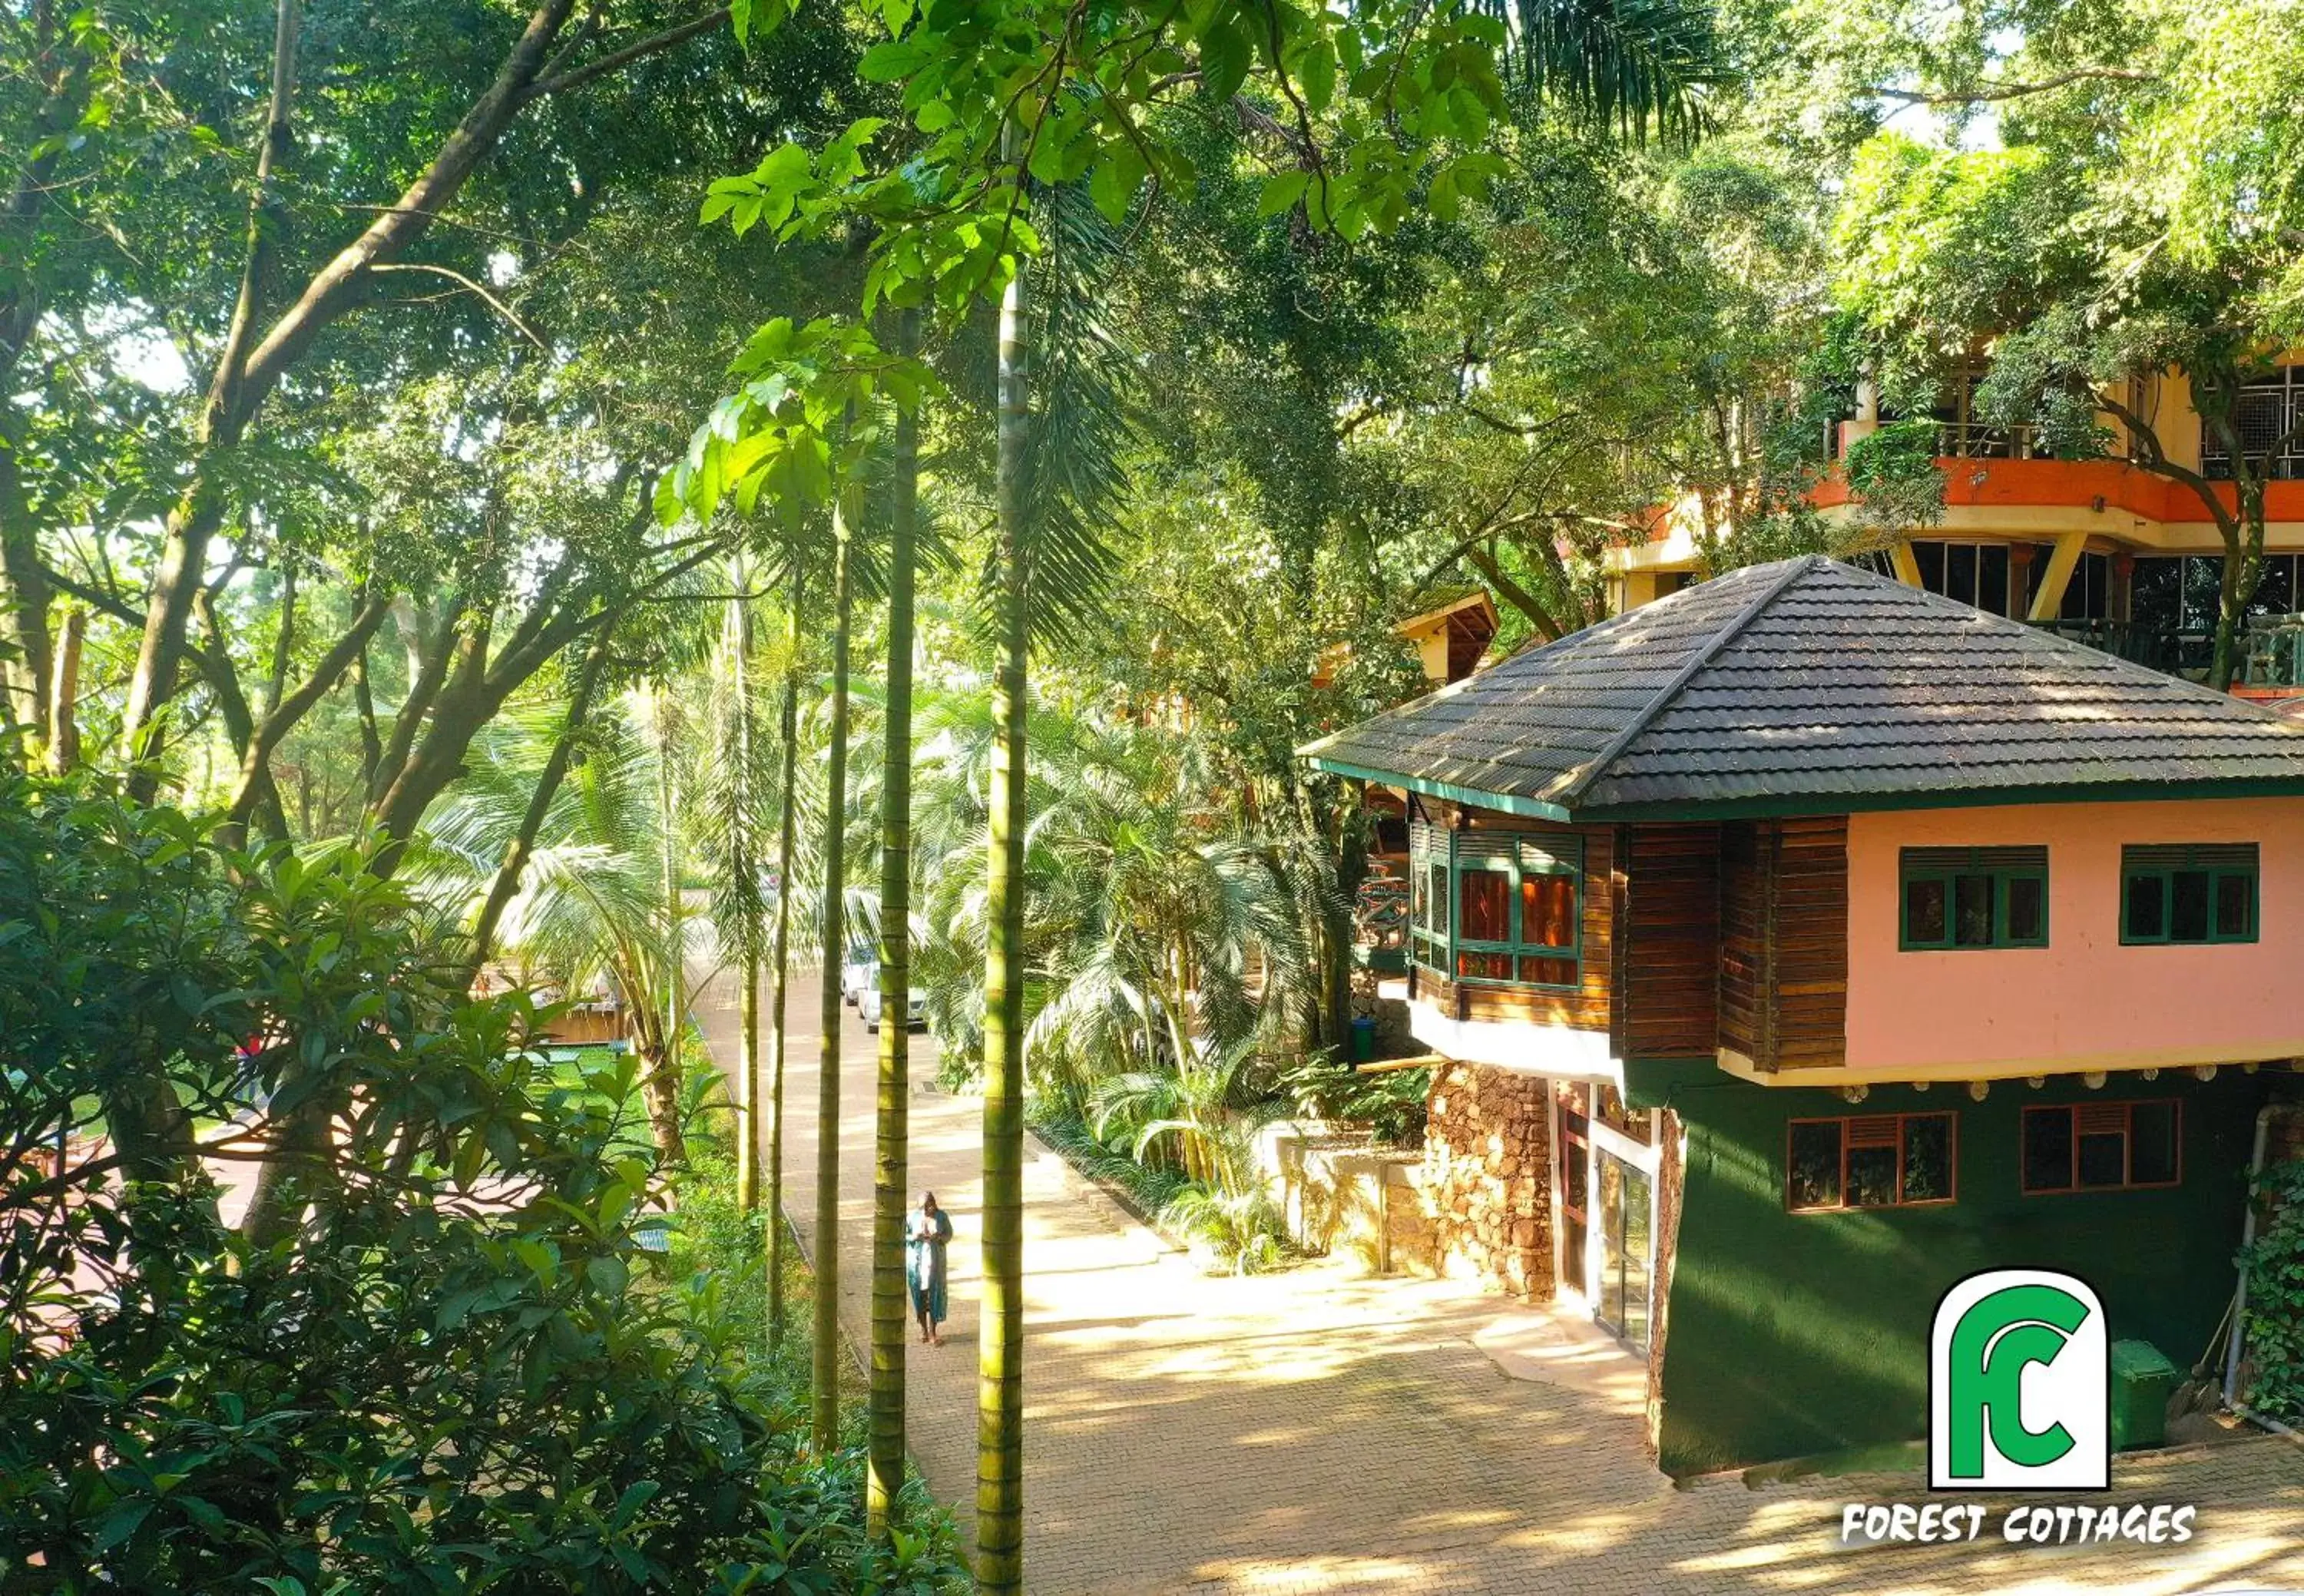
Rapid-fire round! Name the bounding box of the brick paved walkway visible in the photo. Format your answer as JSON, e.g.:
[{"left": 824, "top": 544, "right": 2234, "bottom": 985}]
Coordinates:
[{"left": 693, "top": 963, "right": 2304, "bottom": 1594}]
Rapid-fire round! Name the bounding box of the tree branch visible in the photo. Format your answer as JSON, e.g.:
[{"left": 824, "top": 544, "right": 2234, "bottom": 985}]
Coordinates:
[
  {"left": 368, "top": 263, "right": 548, "bottom": 348},
  {"left": 2100, "top": 389, "right": 2236, "bottom": 535},
  {"left": 524, "top": 5, "right": 730, "bottom": 100},
  {"left": 1869, "top": 67, "right": 2154, "bottom": 106},
  {"left": 227, "top": 587, "right": 394, "bottom": 829},
  {"left": 1466, "top": 541, "right": 1564, "bottom": 642},
  {"left": 238, "top": 0, "right": 583, "bottom": 406}
]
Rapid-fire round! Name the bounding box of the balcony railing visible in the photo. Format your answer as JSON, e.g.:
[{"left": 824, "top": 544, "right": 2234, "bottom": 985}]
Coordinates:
[
  {"left": 1936, "top": 421, "right": 2047, "bottom": 460},
  {"left": 2201, "top": 449, "right": 2304, "bottom": 482},
  {"left": 2028, "top": 619, "right": 2195, "bottom": 676}
]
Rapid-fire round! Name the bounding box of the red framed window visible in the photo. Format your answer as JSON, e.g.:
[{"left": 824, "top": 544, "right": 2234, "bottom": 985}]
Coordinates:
[
  {"left": 2021, "top": 1101, "right": 2182, "bottom": 1194},
  {"left": 1786, "top": 1112, "right": 1958, "bottom": 1212}
]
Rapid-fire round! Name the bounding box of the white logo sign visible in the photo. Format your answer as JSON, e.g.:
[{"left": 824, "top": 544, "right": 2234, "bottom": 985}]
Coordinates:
[{"left": 1928, "top": 1269, "right": 2109, "bottom": 1490}]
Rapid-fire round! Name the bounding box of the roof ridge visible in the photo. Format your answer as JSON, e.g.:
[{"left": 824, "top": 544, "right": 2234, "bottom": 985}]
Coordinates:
[
  {"left": 1544, "top": 555, "right": 1820, "bottom": 805},
  {"left": 1296, "top": 555, "right": 1723, "bottom": 761}
]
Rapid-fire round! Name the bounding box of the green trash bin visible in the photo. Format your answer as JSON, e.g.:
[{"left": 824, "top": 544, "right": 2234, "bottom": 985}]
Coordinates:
[{"left": 2109, "top": 1339, "right": 2179, "bottom": 1452}]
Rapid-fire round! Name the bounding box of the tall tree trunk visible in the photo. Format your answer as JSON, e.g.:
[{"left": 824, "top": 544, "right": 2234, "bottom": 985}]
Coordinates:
[
  {"left": 731, "top": 588, "right": 761, "bottom": 1213},
  {"left": 812, "top": 504, "right": 854, "bottom": 1452},
  {"left": 0, "top": 412, "right": 53, "bottom": 765},
  {"left": 638, "top": 1030, "right": 688, "bottom": 1163},
  {"left": 45, "top": 607, "right": 82, "bottom": 776},
  {"left": 868, "top": 309, "right": 922, "bottom": 1535},
  {"left": 0, "top": 8, "right": 103, "bottom": 765},
  {"left": 123, "top": 0, "right": 302, "bottom": 776},
  {"left": 767, "top": 561, "right": 804, "bottom": 1349},
  {"left": 467, "top": 617, "right": 617, "bottom": 972},
  {"left": 739, "top": 945, "right": 761, "bottom": 1203},
  {"left": 240, "top": 1061, "right": 336, "bottom": 1249},
  {"left": 978, "top": 242, "right": 1031, "bottom": 1596},
  {"left": 351, "top": 644, "right": 382, "bottom": 795},
  {"left": 2210, "top": 473, "right": 2273, "bottom": 693},
  {"left": 654, "top": 686, "right": 687, "bottom": 1162}
]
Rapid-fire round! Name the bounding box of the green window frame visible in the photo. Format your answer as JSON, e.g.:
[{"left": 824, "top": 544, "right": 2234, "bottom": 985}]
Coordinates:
[
  {"left": 2120, "top": 844, "right": 2259, "bottom": 945},
  {"left": 1408, "top": 820, "right": 1583, "bottom": 991},
  {"left": 1898, "top": 846, "right": 2049, "bottom": 950}
]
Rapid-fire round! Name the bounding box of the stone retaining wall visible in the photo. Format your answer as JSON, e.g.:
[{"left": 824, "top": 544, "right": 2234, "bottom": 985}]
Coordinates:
[{"left": 1418, "top": 1060, "right": 1553, "bottom": 1299}]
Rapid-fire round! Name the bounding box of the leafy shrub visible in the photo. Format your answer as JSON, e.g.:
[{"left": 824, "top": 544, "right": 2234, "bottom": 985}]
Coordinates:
[
  {"left": 1283, "top": 1054, "right": 1432, "bottom": 1150},
  {"left": 1161, "top": 1185, "right": 1286, "bottom": 1276},
  {"left": 2240, "top": 1156, "right": 2304, "bottom": 1420},
  {"left": 1025, "top": 1100, "right": 1193, "bottom": 1218},
  {"left": 0, "top": 776, "right": 962, "bottom": 1593}
]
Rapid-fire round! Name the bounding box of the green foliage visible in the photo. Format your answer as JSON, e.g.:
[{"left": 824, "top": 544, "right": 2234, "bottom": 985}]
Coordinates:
[
  {"left": 0, "top": 775, "right": 961, "bottom": 1592},
  {"left": 1832, "top": 138, "right": 2084, "bottom": 376},
  {"left": 1283, "top": 1055, "right": 1433, "bottom": 1151},
  {"left": 1841, "top": 419, "right": 1948, "bottom": 539},
  {"left": 1160, "top": 1185, "right": 1288, "bottom": 1276},
  {"left": 1025, "top": 1101, "right": 1194, "bottom": 1218},
  {"left": 2240, "top": 1157, "right": 2304, "bottom": 1422},
  {"left": 1025, "top": 1103, "right": 1286, "bottom": 1275},
  {"left": 660, "top": 316, "right": 938, "bottom": 528}
]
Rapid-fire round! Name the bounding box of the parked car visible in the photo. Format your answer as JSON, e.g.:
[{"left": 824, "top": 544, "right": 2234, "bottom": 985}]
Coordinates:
[
  {"left": 839, "top": 945, "right": 875, "bottom": 1006},
  {"left": 859, "top": 981, "right": 929, "bottom": 1033}
]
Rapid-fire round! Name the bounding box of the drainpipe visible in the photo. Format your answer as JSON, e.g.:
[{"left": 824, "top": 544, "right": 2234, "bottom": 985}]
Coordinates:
[{"left": 2223, "top": 1104, "right": 2275, "bottom": 1408}]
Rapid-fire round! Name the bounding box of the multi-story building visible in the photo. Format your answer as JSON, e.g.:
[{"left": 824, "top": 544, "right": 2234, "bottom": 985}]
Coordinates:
[
  {"left": 1304, "top": 555, "right": 2304, "bottom": 1474},
  {"left": 1608, "top": 363, "right": 2304, "bottom": 681}
]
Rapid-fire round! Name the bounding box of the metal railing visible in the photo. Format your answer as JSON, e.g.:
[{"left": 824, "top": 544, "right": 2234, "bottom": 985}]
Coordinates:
[
  {"left": 1935, "top": 421, "right": 2047, "bottom": 460},
  {"left": 2028, "top": 619, "right": 2196, "bottom": 677}
]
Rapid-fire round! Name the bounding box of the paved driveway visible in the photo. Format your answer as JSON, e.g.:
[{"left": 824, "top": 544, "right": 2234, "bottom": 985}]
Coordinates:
[{"left": 692, "top": 962, "right": 2304, "bottom": 1594}]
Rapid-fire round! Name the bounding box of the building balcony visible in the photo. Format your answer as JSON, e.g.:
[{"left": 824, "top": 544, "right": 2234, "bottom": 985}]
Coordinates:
[
  {"left": 1935, "top": 420, "right": 2047, "bottom": 459},
  {"left": 2028, "top": 618, "right": 2191, "bottom": 675}
]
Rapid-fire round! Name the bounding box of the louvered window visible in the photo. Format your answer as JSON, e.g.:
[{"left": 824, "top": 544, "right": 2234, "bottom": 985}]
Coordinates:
[
  {"left": 1899, "top": 846, "right": 2049, "bottom": 950},
  {"left": 1406, "top": 821, "right": 1582, "bottom": 990},
  {"left": 2021, "top": 1101, "right": 2182, "bottom": 1194},
  {"left": 1786, "top": 1112, "right": 1958, "bottom": 1211},
  {"left": 2120, "top": 844, "right": 2258, "bottom": 945}
]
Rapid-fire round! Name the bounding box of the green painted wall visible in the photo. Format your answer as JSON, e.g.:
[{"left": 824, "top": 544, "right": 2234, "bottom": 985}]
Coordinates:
[{"left": 1642, "top": 1065, "right": 2267, "bottom": 1477}]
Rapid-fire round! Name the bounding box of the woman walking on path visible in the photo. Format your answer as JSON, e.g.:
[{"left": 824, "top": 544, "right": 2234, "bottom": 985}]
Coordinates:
[{"left": 907, "top": 1192, "right": 954, "bottom": 1345}]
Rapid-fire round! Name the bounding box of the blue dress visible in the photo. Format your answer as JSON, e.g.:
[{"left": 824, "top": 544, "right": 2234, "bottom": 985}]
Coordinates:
[{"left": 907, "top": 1208, "right": 953, "bottom": 1325}]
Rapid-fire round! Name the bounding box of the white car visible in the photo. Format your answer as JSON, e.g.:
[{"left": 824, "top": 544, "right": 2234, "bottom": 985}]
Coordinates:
[
  {"left": 839, "top": 947, "right": 876, "bottom": 1006},
  {"left": 859, "top": 982, "right": 929, "bottom": 1033}
]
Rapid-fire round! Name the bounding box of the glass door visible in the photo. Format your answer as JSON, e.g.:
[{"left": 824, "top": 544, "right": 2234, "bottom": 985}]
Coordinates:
[
  {"left": 1557, "top": 1087, "right": 1590, "bottom": 1298},
  {"left": 1595, "top": 1149, "right": 1653, "bottom": 1351}
]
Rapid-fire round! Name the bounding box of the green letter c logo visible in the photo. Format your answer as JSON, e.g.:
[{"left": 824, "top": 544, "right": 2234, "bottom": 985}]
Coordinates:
[{"left": 1945, "top": 1283, "right": 2092, "bottom": 1478}]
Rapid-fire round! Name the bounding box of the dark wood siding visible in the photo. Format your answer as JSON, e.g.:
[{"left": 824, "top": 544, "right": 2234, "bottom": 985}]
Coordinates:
[
  {"left": 1619, "top": 823, "right": 1721, "bottom": 1059},
  {"left": 1718, "top": 822, "right": 1768, "bottom": 1061},
  {"left": 1716, "top": 817, "right": 1849, "bottom": 1071},
  {"left": 1773, "top": 816, "right": 1849, "bottom": 1068}
]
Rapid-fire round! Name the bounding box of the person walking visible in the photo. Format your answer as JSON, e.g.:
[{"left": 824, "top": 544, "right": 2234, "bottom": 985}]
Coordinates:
[{"left": 907, "top": 1191, "right": 954, "bottom": 1346}]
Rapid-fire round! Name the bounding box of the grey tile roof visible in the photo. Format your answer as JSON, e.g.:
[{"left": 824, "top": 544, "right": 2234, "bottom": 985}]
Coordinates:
[{"left": 1300, "top": 555, "right": 2304, "bottom": 819}]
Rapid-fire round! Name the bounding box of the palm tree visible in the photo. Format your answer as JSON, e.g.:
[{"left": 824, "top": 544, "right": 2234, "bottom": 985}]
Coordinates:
[
  {"left": 979, "top": 244, "right": 1031, "bottom": 1596},
  {"left": 867, "top": 309, "right": 922, "bottom": 1535},
  {"left": 978, "top": 175, "right": 1137, "bottom": 1594},
  {"left": 413, "top": 707, "right": 695, "bottom": 1161},
  {"left": 690, "top": 555, "right": 780, "bottom": 1211},
  {"left": 650, "top": 684, "right": 688, "bottom": 1162},
  {"left": 766, "top": 558, "right": 806, "bottom": 1349},
  {"left": 812, "top": 468, "right": 858, "bottom": 1453}
]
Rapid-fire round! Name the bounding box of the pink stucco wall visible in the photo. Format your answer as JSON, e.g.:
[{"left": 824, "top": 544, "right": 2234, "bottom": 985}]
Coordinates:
[{"left": 1845, "top": 798, "right": 2304, "bottom": 1074}]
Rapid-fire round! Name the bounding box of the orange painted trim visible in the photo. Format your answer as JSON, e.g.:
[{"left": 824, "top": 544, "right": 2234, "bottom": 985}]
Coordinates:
[{"left": 1814, "top": 459, "right": 2304, "bottom": 525}]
